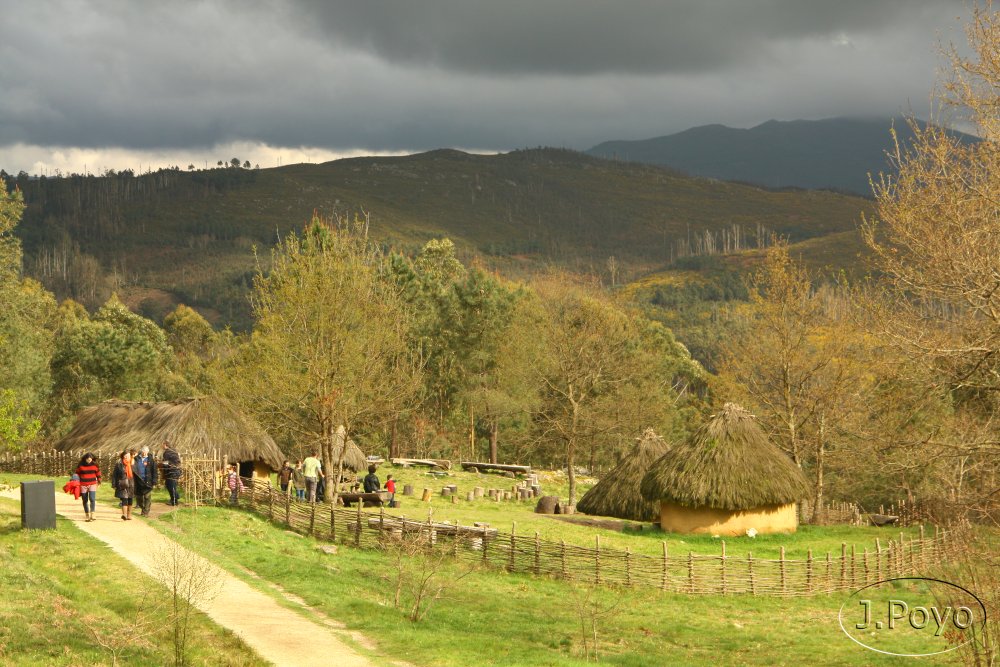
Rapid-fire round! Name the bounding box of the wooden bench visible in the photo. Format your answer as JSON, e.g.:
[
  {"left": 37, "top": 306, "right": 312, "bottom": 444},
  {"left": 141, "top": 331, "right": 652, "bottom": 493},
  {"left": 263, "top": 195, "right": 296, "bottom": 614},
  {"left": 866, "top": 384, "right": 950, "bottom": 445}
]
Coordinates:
[{"left": 339, "top": 491, "right": 390, "bottom": 507}]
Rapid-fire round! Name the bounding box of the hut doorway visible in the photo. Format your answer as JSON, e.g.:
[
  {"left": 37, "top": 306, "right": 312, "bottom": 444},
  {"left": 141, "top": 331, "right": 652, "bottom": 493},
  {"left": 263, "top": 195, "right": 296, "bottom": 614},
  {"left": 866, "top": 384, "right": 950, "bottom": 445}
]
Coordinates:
[{"left": 239, "top": 461, "right": 254, "bottom": 479}]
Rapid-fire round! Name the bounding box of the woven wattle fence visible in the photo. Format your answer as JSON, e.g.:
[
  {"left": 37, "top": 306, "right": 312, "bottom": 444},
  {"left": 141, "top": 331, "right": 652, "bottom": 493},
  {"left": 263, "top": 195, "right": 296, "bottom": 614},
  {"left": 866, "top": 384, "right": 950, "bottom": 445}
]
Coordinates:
[
  {"left": 235, "top": 480, "right": 954, "bottom": 598},
  {"left": 0, "top": 452, "right": 954, "bottom": 597}
]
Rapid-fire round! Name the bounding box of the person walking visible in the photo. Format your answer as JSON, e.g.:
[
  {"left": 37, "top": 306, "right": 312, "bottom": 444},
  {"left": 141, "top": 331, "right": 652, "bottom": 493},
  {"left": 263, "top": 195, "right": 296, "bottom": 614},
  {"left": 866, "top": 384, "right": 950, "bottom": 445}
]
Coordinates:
[
  {"left": 277, "top": 460, "right": 293, "bottom": 496},
  {"left": 74, "top": 452, "right": 101, "bottom": 522},
  {"left": 132, "top": 445, "right": 158, "bottom": 517},
  {"left": 226, "top": 463, "right": 245, "bottom": 505},
  {"left": 302, "top": 451, "right": 323, "bottom": 503},
  {"left": 161, "top": 440, "right": 183, "bottom": 506},
  {"left": 112, "top": 450, "right": 135, "bottom": 520},
  {"left": 292, "top": 460, "right": 305, "bottom": 501}
]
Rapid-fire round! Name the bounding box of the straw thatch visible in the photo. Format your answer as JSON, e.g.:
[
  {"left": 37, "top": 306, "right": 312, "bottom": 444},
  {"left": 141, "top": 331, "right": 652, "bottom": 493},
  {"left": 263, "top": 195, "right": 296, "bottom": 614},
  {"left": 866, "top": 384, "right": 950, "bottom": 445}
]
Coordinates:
[
  {"left": 640, "top": 403, "right": 810, "bottom": 511},
  {"left": 327, "top": 425, "right": 368, "bottom": 472},
  {"left": 577, "top": 428, "right": 671, "bottom": 521},
  {"left": 54, "top": 397, "right": 285, "bottom": 470}
]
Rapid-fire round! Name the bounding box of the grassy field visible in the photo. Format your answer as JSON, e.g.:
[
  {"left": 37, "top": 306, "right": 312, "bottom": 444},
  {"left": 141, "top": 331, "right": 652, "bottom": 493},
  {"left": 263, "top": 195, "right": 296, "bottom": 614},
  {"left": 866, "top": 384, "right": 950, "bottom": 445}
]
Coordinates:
[
  {"left": 331, "top": 466, "right": 927, "bottom": 560},
  {"left": 146, "top": 503, "right": 956, "bottom": 666},
  {"left": 0, "top": 491, "right": 266, "bottom": 666}
]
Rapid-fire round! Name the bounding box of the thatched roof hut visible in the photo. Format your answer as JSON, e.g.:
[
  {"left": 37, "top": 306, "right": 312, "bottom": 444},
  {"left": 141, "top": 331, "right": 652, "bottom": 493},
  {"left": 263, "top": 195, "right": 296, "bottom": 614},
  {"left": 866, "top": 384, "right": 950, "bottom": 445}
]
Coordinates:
[
  {"left": 577, "top": 428, "right": 670, "bottom": 521},
  {"left": 640, "top": 403, "right": 810, "bottom": 535},
  {"left": 327, "top": 425, "right": 368, "bottom": 473},
  {"left": 54, "top": 397, "right": 286, "bottom": 472}
]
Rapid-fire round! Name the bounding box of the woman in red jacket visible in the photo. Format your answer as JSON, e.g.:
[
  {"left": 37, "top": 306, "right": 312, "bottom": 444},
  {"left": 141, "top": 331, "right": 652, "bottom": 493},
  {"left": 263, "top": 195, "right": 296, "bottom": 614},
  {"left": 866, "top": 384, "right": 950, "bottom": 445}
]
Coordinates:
[{"left": 74, "top": 452, "right": 101, "bottom": 521}]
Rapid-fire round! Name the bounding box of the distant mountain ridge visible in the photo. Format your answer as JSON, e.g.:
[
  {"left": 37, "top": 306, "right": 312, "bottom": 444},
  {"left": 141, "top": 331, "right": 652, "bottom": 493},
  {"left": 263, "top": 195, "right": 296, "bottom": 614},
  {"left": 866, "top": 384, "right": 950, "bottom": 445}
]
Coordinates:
[{"left": 587, "top": 117, "right": 979, "bottom": 196}]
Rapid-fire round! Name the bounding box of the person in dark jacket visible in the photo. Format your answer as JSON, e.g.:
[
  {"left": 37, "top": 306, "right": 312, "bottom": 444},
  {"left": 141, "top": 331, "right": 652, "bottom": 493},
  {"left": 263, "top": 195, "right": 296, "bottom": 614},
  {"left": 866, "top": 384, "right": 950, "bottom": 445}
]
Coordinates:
[
  {"left": 112, "top": 450, "right": 135, "bottom": 521},
  {"left": 161, "top": 441, "right": 183, "bottom": 506},
  {"left": 74, "top": 453, "right": 101, "bottom": 521},
  {"left": 132, "top": 445, "right": 158, "bottom": 517},
  {"left": 362, "top": 464, "right": 380, "bottom": 493},
  {"left": 277, "top": 460, "right": 293, "bottom": 495}
]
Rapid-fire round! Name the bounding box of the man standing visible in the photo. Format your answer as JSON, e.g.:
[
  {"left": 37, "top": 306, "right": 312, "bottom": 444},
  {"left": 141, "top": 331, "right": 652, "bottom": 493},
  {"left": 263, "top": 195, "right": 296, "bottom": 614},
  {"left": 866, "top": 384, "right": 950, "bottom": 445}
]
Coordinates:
[
  {"left": 162, "top": 441, "right": 183, "bottom": 506},
  {"left": 277, "top": 460, "right": 294, "bottom": 496},
  {"left": 302, "top": 451, "right": 323, "bottom": 503},
  {"left": 132, "top": 445, "right": 158, "bottom": 516}
]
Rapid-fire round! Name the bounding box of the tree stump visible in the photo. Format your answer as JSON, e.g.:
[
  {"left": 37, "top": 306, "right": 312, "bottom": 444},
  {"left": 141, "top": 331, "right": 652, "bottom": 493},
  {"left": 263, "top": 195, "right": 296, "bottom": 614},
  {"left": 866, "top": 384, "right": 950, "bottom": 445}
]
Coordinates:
[
  {"left": 421, "top": 488, "right": 432, "bottom": 502},
  {"left": 403, "top": 484, "right": 414, "bottom": 496},
  {"left": 535, "top": 496, "right": 561, "bottom": 514},
  {"left": 473, "top": 486, "right": 485, "bottom": 498},
  {"left": 441, "top": 487, "right": 451, "bottom": 497}
]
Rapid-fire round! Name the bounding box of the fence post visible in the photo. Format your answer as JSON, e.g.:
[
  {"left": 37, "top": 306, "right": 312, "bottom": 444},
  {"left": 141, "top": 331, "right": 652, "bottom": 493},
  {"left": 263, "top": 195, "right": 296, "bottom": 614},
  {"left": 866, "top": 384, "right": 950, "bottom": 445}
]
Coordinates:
[
  {"left": 534, "top": 531, "right": 540, "bottom": 576},
  {"left": 780, "top": 546, "right": 787, "bottom": 596},
  {"left": 720, "top": 541, "right": 727, "bottom": 595},
  {"left": 309, "top": 502, "right": 316, "bottom": 536},
  {"left": 561, "top": 539, "right": 567, "bottom": 579},
  {"left": 507, "top": 523, "right": 517, "bottom": 572},
  {"left": 353, "top": 502, "right": 362, "bottom": 547},
  {"left": 851, "top": 545, "right": 857, "bottom": 588},
  {"left": 875, "top": 538, "right": 882, "bottom": 581},
  {"left": 806, "top": 549, "right": 813, "bottom": 593},
  {"left": 661, "top": 542, "right": 669, "bottom": 592},
  {"left": 840, "top": 543, "right": 847, "bottom": 589},
  {"left": 625, "top": 547, "right": 632, "bottom": 587},
  {"left": 594, "top": 535, "right": 601, "bottom": 585},
  {"left": 826, "top": 552, "right": 833, "bottom": 591},
  {"left": 687, "top": 552, "right": 694, "bottom": 593},
  {"left": 483, "top": 526, "right": 490, "bottom": 564},
  {"left": 898, "top": 532, "right": 905, "bottom": 575},
  {"left": 268, "top": 488, "right": 274, "bottom": 521},
  {"left": 863, "top": 547, "right": 870, "bottom": 584},
  {"left": 748, "top": 552, "right": 756, "bottom": 595},
  {"left": 285, "top": 493, "right": 291, "bottom": 527}
]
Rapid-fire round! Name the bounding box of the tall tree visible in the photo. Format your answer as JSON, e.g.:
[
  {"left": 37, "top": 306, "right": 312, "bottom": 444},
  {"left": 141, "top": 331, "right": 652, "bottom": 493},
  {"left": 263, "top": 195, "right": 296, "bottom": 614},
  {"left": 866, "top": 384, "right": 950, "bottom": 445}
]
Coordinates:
[{"left": 220, "top": 217, "right": 419, "bottom": 504}]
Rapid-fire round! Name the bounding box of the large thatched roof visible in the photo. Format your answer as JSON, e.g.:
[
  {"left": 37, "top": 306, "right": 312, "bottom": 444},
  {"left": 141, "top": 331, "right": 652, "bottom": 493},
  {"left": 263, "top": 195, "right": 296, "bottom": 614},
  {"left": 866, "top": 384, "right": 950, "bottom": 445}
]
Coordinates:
[
  {"left": 54, "top": 397, "right": 285, "bottom": 470},
  {"left": 578, "top": 428, "right": 670, "bottom": 521},
  {"left": 640, "top": 403, "right": 810, "bottom": 511},
  {"left": 326, "top": 426, "right": 368, "bottom": 472}
]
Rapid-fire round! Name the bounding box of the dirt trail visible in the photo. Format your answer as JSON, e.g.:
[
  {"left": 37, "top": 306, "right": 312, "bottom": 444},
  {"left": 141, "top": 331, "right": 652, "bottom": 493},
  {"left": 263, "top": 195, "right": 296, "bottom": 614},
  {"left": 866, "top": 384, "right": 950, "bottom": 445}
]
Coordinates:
[{"left": 4, "top": 487, "right": 375, "bottom": 667}]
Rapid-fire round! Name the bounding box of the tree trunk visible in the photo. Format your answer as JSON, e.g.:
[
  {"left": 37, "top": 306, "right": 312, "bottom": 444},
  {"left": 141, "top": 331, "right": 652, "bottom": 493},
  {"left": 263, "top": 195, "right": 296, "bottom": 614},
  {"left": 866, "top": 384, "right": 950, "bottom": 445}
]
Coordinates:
[
  {"left": 488, "top": 419, "right": 499, "bottom": 464},
  {"left": 811, "top": 415, "right": 826, "bottom": 524},
  {"left": 389, "top": 419, "right": 399, "bottom": 459},
  {"left": 567, "top": 397, "right": 579, "bottom": 506}
]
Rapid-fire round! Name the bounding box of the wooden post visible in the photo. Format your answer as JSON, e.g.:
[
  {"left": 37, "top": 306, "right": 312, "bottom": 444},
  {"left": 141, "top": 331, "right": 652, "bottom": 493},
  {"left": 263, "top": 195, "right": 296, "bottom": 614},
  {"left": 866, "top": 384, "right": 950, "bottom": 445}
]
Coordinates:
[
  {"left": 687, "top": 552, "right": 694, "bottom": 593},
  {"left": 806, "top": 549, "right": 813, "bottom": 593},
  {"left": 561, "top": 539, "right": 568, "bottom": 579},
  {"left": 330, "top": 505, "right": 336, "bottom": 541},
  {"left": 509, "top": 522, "right": 516, "bottom": 572},
  {"left": 268, "top": 488, "right": 274, "bottom": 521},
  {"left": 534, "top": 531, "right": 540, "bottom": 575},
  {"left": 840, "top": 543, "right": 847, "bottom": 588},
  {"left": 625, "top": 547, "right": 632, "bottom": 587},
  {"left": 898, "top": 532, "right": 905, "bottom": 574},
  {"left": 875, "top": 538, "right": 882, "bottom": 581},
  {"left": 595, "top": 535, "right": 601, "bottom": 585},
  {"left": 720, "top": 541, "right": 727, "bottom": 595},
  {"left": 851, "top": 545, "right": 857, "bottom": 587},
  {"left": 780, "top": 546, "right": 787, "bottom": 596},
  {"left": 309, "top": 502, "right": 316, "bottom": 536},
  {"left": 355, "top": 501, "right": 362, "bottom": 547},
  {"left": 421, "top": 488, "right": 432, "bottom": 502},
  {"left": 661, "top": 542, "right": 669, "bottom": 592},
  {"left": 483, "top": 526, "right": 490, "bottom": 563},
  {"left": 826, "top": 552, "right": 833, "bottom": 591},
  {"left": 748, "top": 552, "right": 756, "bottom": 596},
  {"left": 863, "top": 548, "right": 870, "bottom": 584}
]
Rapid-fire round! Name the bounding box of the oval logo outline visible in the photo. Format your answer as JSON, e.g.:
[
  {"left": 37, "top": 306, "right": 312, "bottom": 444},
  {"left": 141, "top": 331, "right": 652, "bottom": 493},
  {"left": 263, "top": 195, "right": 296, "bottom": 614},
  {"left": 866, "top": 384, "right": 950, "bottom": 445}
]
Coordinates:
[{"left": 838, "top": 576, "right": 987, "bottom": 658}]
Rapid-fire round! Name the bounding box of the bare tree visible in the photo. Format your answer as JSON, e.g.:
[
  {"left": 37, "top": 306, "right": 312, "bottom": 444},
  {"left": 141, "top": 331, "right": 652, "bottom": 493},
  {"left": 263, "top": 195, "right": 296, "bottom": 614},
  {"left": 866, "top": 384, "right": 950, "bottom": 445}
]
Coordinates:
[{"left": 153, "top": 542, "right": 222, "bottom": 667}]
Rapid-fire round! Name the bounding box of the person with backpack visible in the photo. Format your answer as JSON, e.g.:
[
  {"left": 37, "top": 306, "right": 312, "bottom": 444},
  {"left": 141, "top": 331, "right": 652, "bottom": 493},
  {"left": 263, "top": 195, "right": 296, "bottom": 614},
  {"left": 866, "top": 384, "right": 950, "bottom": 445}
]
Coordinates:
[
  {"left": 132, "top": 445, "right": 158, "bottom": 517},
  {"left": 161, "top": 440, "right": 183, "bottom": 505}
]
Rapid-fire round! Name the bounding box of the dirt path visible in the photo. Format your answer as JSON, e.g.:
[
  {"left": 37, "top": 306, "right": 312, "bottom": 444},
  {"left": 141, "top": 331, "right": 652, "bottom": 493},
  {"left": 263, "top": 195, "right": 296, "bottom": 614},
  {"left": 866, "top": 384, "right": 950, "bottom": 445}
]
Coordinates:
[{"left": 4, "top": 488, "right": 375, "bottom": 667}]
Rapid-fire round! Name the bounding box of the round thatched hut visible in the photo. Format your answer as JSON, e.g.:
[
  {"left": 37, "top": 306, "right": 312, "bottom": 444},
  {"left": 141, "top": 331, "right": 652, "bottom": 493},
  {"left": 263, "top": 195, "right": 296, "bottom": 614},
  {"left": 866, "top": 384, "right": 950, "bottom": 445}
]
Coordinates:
[
  {"left": 54, "top": 397, "right": 286, "bottom": 482},
  {"left": 577, "top": 428, "right": 670, "bottom": 521},
  {"left": 640, "top": 403, "right": 810, "bottom": 536},
  {"left": 326, "top": 425, "right": 368, "bottom": 474}
]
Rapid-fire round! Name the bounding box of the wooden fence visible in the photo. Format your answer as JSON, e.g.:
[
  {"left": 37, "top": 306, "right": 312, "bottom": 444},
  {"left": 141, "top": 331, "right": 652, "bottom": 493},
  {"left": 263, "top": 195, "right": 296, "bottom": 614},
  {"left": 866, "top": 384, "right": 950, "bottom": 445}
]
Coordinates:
[
  {"left": 799, "top": 499, "right": 930, "bottom": 527},
  {"left": 235, "top": 480, "right": 955, "bottom": 598},
  {"left": 0, "top": 449, "right": 221, "bottom": 504}
]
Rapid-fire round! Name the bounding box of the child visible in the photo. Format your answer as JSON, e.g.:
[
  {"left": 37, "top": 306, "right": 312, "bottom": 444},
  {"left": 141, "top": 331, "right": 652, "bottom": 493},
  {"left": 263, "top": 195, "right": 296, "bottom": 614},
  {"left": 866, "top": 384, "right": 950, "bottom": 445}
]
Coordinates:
[
  {"left": 385, "top": 474, "right": 396, "bottom": 507},
  {"left": 227, "top": 464, "right": 245, "bottom": 505},
  {"left": 292, "top": 460, "right": 305, "bottom": 501}
]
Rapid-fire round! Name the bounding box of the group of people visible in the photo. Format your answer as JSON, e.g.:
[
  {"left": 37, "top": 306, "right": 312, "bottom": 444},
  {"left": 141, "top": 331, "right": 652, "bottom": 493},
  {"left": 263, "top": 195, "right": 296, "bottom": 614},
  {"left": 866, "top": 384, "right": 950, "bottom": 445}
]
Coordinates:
[
  {"left": 275, "top": 456, "right": 396, "bottom": 506},
  {"left": 67, "top": 442, "right": 183, "bottom": 521}
]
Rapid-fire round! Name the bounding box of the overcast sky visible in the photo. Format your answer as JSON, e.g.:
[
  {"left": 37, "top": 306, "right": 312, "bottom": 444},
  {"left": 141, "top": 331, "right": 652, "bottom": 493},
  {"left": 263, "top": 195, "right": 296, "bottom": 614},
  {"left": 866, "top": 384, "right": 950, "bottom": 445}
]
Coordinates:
[{"left": 0, "top": 0, "right": 970, "bottom": 175}]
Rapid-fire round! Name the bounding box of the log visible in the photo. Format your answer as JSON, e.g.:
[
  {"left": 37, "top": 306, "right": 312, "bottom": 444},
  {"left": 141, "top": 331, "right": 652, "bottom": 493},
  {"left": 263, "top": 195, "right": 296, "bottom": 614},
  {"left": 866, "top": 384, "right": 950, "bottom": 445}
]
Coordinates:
[
  {"left": 390, "top": 458, "right": 452, "bottom": 470},
  {"left": 535, "top": 496, "right": 561, "bottom": 514},
  {"left": 869, "top": 514, "right": 900, "bottom": 527},
  {"left": 459, "top": 461, "right": 532, "bottom": 475}
]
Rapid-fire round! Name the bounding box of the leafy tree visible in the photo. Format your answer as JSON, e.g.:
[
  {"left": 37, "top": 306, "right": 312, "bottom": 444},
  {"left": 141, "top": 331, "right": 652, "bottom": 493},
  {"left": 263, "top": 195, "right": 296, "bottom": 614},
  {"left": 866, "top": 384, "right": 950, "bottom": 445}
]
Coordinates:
[
  {"left": 219, "top": 216, "right": 419, "bottom": 504},
  {"left": 163, "top": 304, "right": 224, "bottom": 393}
]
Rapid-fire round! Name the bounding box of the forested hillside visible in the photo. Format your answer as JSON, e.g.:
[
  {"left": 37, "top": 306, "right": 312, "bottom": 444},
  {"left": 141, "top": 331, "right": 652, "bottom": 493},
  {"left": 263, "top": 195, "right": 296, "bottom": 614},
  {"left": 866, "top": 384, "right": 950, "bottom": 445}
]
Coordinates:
[{"left": 4, "top": 148, "right": 871, "bottom": 328}]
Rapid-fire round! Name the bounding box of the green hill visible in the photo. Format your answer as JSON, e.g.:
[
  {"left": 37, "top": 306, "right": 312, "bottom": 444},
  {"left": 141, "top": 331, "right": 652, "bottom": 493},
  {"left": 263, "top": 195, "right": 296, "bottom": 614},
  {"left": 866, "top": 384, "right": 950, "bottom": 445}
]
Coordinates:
[{"left": 8, "top": 148, "right": 872, "bottom": 328}]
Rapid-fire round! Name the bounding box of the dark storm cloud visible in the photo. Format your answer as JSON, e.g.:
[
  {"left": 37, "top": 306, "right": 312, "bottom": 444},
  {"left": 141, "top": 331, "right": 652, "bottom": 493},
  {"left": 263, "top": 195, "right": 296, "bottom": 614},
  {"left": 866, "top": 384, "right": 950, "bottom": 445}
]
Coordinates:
[
  {"left": 290, "top": 0, "right": 956, "bottom": 75},
  {"left": 0, "top": 0, "right": 970, "bottom": 166}
]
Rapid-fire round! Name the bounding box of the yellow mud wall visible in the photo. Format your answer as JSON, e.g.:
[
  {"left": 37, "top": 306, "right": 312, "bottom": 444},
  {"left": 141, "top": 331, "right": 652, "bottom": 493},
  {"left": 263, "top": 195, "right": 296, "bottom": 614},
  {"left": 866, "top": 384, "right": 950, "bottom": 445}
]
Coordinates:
[{"left": 658, "top": 501, "right": 798, "bottom": 535}]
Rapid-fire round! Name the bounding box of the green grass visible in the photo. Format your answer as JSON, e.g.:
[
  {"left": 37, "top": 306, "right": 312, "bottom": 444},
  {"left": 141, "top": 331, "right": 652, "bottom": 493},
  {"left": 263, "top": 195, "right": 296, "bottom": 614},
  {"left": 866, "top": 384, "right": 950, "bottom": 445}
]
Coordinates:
[
  {"left": 146, "top": 503, "right": 957, "bottom": 666},
  {"left": 330, "top": 466, "right": 926, "bottom": 560},
  {"left": 0, "top": 494, "right": 266, "bottom": 666}
]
